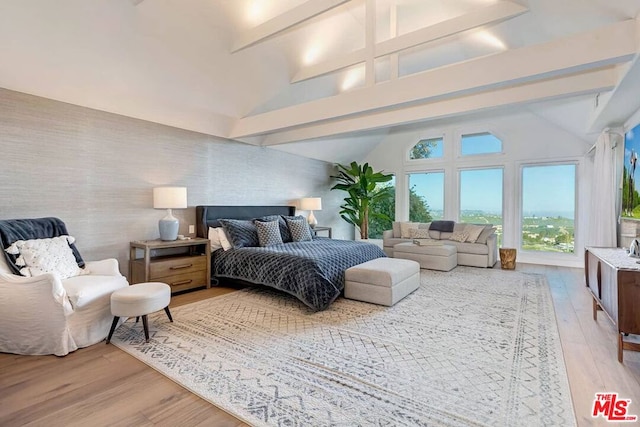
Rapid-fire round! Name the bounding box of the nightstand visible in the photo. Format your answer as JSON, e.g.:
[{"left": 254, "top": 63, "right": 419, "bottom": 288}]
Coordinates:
[
  {"left": 129, "top": 238, "right": 211, "bottom": 293},
  {"left": 312, "top": 226, "right": 332, "bottom": 238}
]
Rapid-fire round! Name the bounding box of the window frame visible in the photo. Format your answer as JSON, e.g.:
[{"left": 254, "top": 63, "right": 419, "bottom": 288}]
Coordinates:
[{"left": 518, "top": 161, "right": 578, "bottom": 255}]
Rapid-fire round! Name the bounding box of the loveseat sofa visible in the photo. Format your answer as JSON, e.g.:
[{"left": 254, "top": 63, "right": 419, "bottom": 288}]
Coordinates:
[{"left": 382, "top": 220, "right": 498, "bottom": 268}]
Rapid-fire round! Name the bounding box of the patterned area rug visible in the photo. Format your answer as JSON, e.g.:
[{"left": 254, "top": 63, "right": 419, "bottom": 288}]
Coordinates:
[{"left": 111, "top": 267, "right": 576, "bottom": 426}]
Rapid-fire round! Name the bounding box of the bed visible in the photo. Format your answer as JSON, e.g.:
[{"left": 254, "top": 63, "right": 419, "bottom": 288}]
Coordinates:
[{"left": 196, "top": 205, "right": 386, "bottom": 311}]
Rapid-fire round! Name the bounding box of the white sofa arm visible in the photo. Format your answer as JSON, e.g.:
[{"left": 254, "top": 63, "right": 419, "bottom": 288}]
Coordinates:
[
  {"left": 84, "top": 258, "right": 124, "bottom": 277},
  {"left": 486, "top": 234, "right": 498, "bottom": 267},
  {"left": 382, "top": 230, "right": 394, "bottom": 240}
]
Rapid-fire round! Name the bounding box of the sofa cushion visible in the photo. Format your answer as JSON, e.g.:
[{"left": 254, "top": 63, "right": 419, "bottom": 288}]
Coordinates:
[
  {"left": 384, "top": 237, "right": 411, "bottom": 248},
  {"left": 449, "top": 230, "right": 469, "bottom": 242},
  {"left": 444, "top": 241, "right": 489, "bottom": 255}
]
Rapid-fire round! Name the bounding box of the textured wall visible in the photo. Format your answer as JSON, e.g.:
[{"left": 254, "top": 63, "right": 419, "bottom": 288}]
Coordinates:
[{"left": 0, "top": 88, "right": 350, "bottom": 275}]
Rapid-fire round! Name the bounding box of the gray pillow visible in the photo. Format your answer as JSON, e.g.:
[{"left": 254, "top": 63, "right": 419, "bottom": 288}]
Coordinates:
[
  {"left": 285, "top": 217, "right": 313, "bottom": 242},
  {"left": 258, "top": 215, "right": 292, "bottom": 243},
  {"left": 476, "top": 226, "right": 496, "bottom": 244},
  {"left": 219, "top": 219, "right": 259, "bottom": 249},
  {"left": 254, "top": 220, "right": 284, "bottom": 247}
]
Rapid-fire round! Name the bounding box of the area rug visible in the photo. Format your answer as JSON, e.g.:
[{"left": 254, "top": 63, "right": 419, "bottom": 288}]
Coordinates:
[{"left": 111, "top": 267, "right": 576, "bottom": 427}]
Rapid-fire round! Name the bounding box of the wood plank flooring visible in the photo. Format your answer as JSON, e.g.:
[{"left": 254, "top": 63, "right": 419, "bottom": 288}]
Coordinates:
[{"left": 1, "top": 265, "right": 640, "bottom": 426}]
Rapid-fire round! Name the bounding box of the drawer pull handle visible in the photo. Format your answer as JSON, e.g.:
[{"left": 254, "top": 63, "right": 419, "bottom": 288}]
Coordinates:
[
  {"left": 171, "top": 279, "right": 193, "bottom": 286},
  {"left": 170, "top": 264, "right": 192, "bottom": 270}
]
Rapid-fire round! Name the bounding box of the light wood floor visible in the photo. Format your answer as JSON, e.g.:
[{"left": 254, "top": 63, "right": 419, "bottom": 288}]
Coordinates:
[{"left": 1, "top": 265, "right": 639, "bottom": 426}]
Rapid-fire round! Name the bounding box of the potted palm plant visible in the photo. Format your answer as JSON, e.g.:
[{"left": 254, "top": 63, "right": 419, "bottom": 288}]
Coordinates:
[{"left": 330, "top": 162, "right": 393, "bottom": 239}]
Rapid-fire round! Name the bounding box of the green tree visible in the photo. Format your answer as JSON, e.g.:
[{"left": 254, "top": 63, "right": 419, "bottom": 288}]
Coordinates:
[
  {"left": 368, "top": 184, "right": 433, "bottom": 238},
  {"left": 409, "top": 138, "right": 439, "bottom": 159}
]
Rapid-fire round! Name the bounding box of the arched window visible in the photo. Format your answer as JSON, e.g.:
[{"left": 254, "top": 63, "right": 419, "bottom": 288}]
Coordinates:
[
  {"left": 460, "top": 132, "right": 502, "bottom": 156},
  {"left": 409, "top": 137, "right": 443, "bottom": 160}
]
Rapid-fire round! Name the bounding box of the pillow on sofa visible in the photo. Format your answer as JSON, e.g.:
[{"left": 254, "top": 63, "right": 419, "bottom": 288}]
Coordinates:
[
  {"left": 476, "top": 226, "right": 496, "bottom": 244},
  {"left": 409, "top": 228, "right": 431, "bottom": 239},
  {"left": 449, "top": 230, "right": 469, "bottom": 243},
  {"left": 400, "top": 222, "right": 419, "bottom": 238},
  {"left": 465, "top": 224, "right": 486, "bottom": 243},
  {"left": 5, "top": 235, "right": 86, "bottom": 279}
]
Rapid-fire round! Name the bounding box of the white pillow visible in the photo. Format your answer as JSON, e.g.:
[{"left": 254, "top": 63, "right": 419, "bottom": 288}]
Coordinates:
[
  {"left": 208, "top": 227, "right": 222, "bottom": 251},
  {"left": 5, "top": 235, "right": 86, "bottom": 279},
  {"left": 217, "top": 227, "right": 232, "bottom": 251}
]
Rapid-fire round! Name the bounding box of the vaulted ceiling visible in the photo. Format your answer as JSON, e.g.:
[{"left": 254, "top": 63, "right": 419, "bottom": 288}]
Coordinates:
[{"left": 1, "top": 0, "right": 639, "bottom": 163}]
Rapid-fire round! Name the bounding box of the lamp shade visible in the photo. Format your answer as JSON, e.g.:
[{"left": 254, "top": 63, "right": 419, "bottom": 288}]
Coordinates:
[
  {"left": 153, "top": 187, "right": 187, "bottom": 209},
  {"left": 300, "top": 197, "right": 322, "bottom": 211}
]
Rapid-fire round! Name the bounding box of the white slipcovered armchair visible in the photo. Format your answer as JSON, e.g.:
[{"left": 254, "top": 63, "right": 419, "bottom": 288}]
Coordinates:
[{"left": 0, "top": 218, "right": 128, "bottom": 356}]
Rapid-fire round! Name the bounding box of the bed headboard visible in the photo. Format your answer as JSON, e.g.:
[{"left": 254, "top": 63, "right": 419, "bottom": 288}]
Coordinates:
[{"left": 195, "top": 205, "right": 296, "bottom": 238}]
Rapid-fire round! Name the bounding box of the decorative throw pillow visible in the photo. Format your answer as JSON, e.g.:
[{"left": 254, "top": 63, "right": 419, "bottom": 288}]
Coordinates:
[
  {"left": 400, "top": 222, "right": 419, "bottom": 238},
  {"left": 255, "top": 220, "right": 284, "bottom": 247},
  {"left": 259, "top": 215, "right": 293, "bottom": 243},
  {"left": 449, "top": 230, "right": 469, "bottom": 243},
  {"left": 285, "top": 217, "right": 313, "bottom": 242},
  {"left": 476, "top": 226, "right": 496, "bottom": 244},
  {"left": 219, "top": 219, "right": 259, "bottom": 249},
  {"left": 409, "top": 228, "right": 431, "bottom": 239},
  {"left": 465, "top": 224, "right": 486, "bottom": 243},
  {"left": 5, "top": 235, "right": 86, "bottom": 279}
]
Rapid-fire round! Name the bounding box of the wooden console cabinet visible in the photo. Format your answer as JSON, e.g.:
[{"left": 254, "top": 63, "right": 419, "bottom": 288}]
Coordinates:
[
  {"left": 130, "top": 238, "right": 211, "bottom": 293},
  {"left": 585, "top": 247, "right": 640, "bottom": 362}
]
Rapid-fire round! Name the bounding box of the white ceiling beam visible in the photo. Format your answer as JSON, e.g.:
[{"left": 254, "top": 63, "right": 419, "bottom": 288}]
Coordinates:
[
  {"left": 374, "top": 1, "right": 527, "bottom": 57},
  {"left": 260, "top": 68, "right": 616, "bottom": 146},
  {"left": 231, "top": 19, "right": 637, "bottom": 139},
  {"left": 291, "top": 0, "right": 528, "bottom": 83},
  {"left": 232, "top": 0, "right": 350, "bottom": 53}
]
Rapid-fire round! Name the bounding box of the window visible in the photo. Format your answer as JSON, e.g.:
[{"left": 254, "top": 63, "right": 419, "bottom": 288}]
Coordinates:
[
  {"left": 409, "top": 137, "right": 443, "bottom": 160},
  {"left": 459, "top": 168, "right": 503, "bottom": 245},
  {"left": 408, "top": 172, "right": 444, "bottom": 221},
  {"left": 460, "top": 132, "right": 502, "bottom": 156},
  {"left": 521, "top": 164, "right": 576, "bottom": 253},
  {"left": 368, "top": 175, "right": 395, "bottom": 239}
]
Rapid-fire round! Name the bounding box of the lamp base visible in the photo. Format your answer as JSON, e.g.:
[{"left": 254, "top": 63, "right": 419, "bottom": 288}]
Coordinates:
[
  {"left": 159, "top": 209, "right": 179, "bottom": 241},
  {"left": 308, "top": 210, "right": 318, "bottom": 228}
]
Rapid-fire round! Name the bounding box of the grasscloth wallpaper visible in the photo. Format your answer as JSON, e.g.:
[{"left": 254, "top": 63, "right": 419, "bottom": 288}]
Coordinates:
[{"left": 0, "top": 88, "right": 348, "bottom": 276}]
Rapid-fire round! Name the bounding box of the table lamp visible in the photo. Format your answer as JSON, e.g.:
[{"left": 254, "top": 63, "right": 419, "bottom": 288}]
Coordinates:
[
  {"left": 153, "top": 187, "right": 187, "bottom": 241},
  {"left": 300, "top": 197, "right": 322, "bottom": 228}
]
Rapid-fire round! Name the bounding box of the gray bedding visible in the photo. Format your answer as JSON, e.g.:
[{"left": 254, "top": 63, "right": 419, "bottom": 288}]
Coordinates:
[{"left": 213, "top": 237, "right": 386, "bottom": 311}]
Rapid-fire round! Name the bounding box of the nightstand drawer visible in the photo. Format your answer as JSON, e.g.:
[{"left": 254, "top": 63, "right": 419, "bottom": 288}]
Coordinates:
[
  {"left": 149, "top": 255, "right": 207, "bottom": 278},
  {"left": 154, "top": 270, "right": 208, "bottom": 292}
]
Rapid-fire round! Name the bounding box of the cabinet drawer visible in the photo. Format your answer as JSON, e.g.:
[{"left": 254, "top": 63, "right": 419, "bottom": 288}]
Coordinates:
[
  {"left": 149, "top": 255, "right": 207, "bottom": 277},
  {"left": 152, "top": 270, "right": 208, "bottom": 292}
]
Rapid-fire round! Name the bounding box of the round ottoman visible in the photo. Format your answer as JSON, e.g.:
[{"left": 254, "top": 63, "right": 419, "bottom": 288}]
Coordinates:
[{"left": 106, "top": 282, "right": 173, "bottom": 344}]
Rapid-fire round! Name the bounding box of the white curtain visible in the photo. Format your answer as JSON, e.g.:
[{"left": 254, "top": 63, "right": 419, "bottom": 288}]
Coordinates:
[{"left": 587, "top": 132, "right": 617, "bottom": 247}]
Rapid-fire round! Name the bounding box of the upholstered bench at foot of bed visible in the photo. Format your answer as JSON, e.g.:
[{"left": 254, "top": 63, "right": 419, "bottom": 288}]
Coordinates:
[
  {"left": 344, "top": 258, "right": 420, "bottom": 306},
  {"left": 393, "top": 242, "right": 457, "bottom": 272}
]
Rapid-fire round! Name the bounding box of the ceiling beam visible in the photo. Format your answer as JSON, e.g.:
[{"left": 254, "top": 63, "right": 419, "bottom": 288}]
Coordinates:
[
  {"left": 291, "top": 0, "right": 528, "bottom": 83},
  {"left": 259, "top": 68, "right": 617, "bottom": 146},
  {"left": 232, "top": 0, "right": 350, "bottom": 53},
  {"left": 231, "top": 19, "right": 637, "bottom": 139}
]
